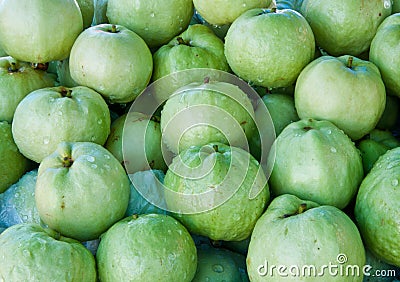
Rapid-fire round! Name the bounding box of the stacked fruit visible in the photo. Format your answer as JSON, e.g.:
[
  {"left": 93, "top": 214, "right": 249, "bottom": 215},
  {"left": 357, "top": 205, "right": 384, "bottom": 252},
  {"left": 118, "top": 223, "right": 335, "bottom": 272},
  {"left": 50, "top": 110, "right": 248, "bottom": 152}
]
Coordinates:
[{"left": 0, "top": 0, "right": 399, "bottom": 281}]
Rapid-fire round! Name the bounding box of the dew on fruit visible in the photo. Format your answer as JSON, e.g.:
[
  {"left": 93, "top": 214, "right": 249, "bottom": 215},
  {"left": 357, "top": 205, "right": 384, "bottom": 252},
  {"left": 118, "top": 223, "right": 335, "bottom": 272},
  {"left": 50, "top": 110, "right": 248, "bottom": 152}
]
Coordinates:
[
  {"left": 104, "top": 154, "right": 111, "bottom": 159},
  {"left": 14, "top": 192, "right": 20, "bottom": 198},
  {"left": 97, "top": 119, "right": 103, "bottom": 125},
  {"left": 150, "top": 12, "right": 155, "bottom": 17},
  {"left": 57, "top": 110, "right": 63, "bottom": 116},
  {"left": 21, "top": 215, "right": 28, "bottom": 221},
  {"left": 91, "top": 164, "right": 97, "bottom": 169},
  {"left": 22, "top": 249, "right": 31, "bottom": 257},
  {"left": 391, "top": 179, "right": 399, "bottom": 187},
  {"left": 48, "top": 97, "right": 55, "bottom": 103},
  {"left": 86, "top": 156, "right": 95, "bottom": 163},
  {"left": 212, "top": 264, "right": 224, "bottom": 273},
  {"left": 330, "top": 147, "right": 337, "bottom": 153},
  {"left": 104, "top": 164, "right": 111, "bottom": 171},
  {"left": 384, "top": 0, "right": 391, "bottom": 9},
  {"left": 43, "top": 137, "right": 50, "bottom": 145},
  {"left": 90, "top": 136, "right": 96, "bottom": 141},
  {"left": 242, "top": 3, "right": 247, "bottom": 7},
  {"left": 326, "top": 129, "right": 332, "bottom": 135}
]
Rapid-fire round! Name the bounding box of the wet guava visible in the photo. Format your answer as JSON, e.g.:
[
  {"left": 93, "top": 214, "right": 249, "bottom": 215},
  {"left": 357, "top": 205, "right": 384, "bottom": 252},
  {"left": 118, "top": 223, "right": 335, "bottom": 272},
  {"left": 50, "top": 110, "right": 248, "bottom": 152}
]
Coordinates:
[
  {"left": 35, "top": 141, "right": 130, "bottom": 241},
  {"left": 0, "top": 121, "right": 31, "bottom": 193},
  {"left": 0, "top": 223, "right": 97, "bottom": 281},
  {"left": 105, "top": 112, "right": 167, "bottom": 174},
  {"left": 269, "top": 118, "right": 364, "bottom": 209},
  {"left": 0, "top": 169, "right": 40, "bottom": 228},
  {"left": 247, "top": 194, "right": 366, "bottom": 282},
  {"left": 193, "top": 244, "right": 249, "bottom": 282},
  {"left": 164, "top": 142, "right": 270, "bottom": 241},
  {"left": 354, "top": 147, "right": 400, "bottom": 267},
  {"left": 96, "top": 213, "right": 197, "bottom": 282},
  {"left": 160, "top": 80, "right": 256, "bottom": 155}
]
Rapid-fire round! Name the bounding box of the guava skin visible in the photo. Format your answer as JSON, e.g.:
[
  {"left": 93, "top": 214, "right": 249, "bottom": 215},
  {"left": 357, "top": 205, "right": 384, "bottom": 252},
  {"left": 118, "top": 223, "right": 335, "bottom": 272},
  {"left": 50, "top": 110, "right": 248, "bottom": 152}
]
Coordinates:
[
  {"left": 0, "top": 169, "right": 40, "bottom": 228},
  {"left": 0, "top": 223, "right": 97, "bottom": 281},
  {"left": 11, "top": 86, "right": 111, "bottom": 163},
  {"left": 96, "top": 214, "right": 197, "bottom": 282},
  {"left": 268, "top": 119, "right": 364, "bottom": 209},
  {"left": 152, "top": 24, "right": 230, "bottom": 82},
  {"left": 76, "top": 0, "right": 95, "bottom": 28},
  {"left": 354, "top": 147, "right": 400, "bottom": 267},
  {"left": 0, "top": 56, "right": 56, "bottom": 122},
  {"left": 0, "top": 121, "right": 31, "bottom": 194},
  {"left": 193, "top": 244, "right": 249, "bottom": 282},
  {"left": 69, "top": 24, "right": 153, "bottom": 104},
  {"left": 0, "top": 0, "right": 83, "bottom": 63},
  {"left": 106, "top": 0, "right": 194, "bottom": 48},
  {"left": 193, "top": 0, "right": 272, "bottom": 25},
  {"left": 247, "top": 194, "right": 366, "bottom": 282},
  {"left": 105, "top": 112, "right": 167, "bottom": 174},
  {"left": 164, "top": 143, "right": 270, "bottom": 241},
  {"left": 224, "top": 8, "right": 315, "bottom": 88},
  {"left": 299, "top": 0, "right": 392, "bottom": 56},
  {"left": 369, "top": 13, "right": 400, "bottom": 98},
  {"left": 294, "top": 55, "right": 386, "bottom": 140},
  {"left": 35, "top": 141, "right": 130, "bottom": 242},
  {"left": 160, "top": 80, "right": 256, "bottom": 155}
]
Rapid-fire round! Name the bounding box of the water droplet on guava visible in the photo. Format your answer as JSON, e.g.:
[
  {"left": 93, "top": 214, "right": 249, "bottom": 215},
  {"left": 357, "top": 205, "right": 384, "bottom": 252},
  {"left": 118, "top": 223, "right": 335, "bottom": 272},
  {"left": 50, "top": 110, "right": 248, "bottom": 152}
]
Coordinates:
[
  {"left": 104, "top": 164, "right": 111, "bottom": 171},
  {"left": 242, "top": 3, "right": 247, "bottom": 7},
  {"left": 86, "top": 156, "right": 95, "bottom": 163},
  {"left": 22, "top": 215, "right": 28, "bottom": 221},
  {"left": 150, "top": 12, "right": 155, "bottom": 17},
  {"left": 91, "top": 164, "right": 97, "bottom": 169},
  {"left": 57, "top": 111, "right": 63, "bottom": 116},
  {"left": 43, "top": 137, "right": 50, "bottom": 144},
  {"left": 22, "top": 249, "right": 31, "bottom": 257},
  {"left": 391, "top": 179, "right": 399, "bottom": 187},
  {"left": 330, "top": 147, "right": 337, "bottom": 153},
  {"left": 104, "top": 154, "right": 111, "bottom": 159},
  {"left": 213, "top": 264, "right": 224, "bottom": 273},
  {"left": 48, "top": 97, "right": 55, "bottom": 103},
  {"left": 384, "top": 0, "right": 391, "bottom": 9},
  {"left": 97, "top": 119, "right": 103, "bottom": 125},
  {"left": 14, "top": 192, "right": 20, "bottom": 198},
  {"left": 326, "top": 129, "right": 332, "bottom": 135}
]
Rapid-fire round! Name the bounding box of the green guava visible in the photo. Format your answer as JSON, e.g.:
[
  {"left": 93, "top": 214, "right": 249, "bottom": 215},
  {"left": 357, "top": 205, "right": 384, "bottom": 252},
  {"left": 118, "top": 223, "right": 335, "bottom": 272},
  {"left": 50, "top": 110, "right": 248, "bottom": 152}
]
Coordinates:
[
  {"left": 35, "top": 141, "right": 130, "bottom": 241},
  {"left": 96, "top": 214, "right": 197, "bottom": 282},
  {"left": 0, "top": 223, "right": 97, "bottom": 281},
  {"left": 76, "top": 0, "right": 94, "bottom": 28},
  {"left": 0, "top": 169, "right": 40, "bottom": 228},
  {"left": 105, "top": 112, "right": 167, "bottom": 174},
  {"left": 193, "top": 244, "right": 249, "bottom": 282},
  {"left": 294, "top": 55, "right": 386, "bottom": 140},
  {"left": 0, "top": 0, "right": 83, "bottom": 63},
  {"left": 11, "top": 86, "right": 111, "bottom": 163},
  {"left": 369, "top": 13, "right": 400, "bottom": 98},
  {"left": 269, "top": 118, "right": 364, "bottom": 209},
  {"left": 364, "top": 248, "right": 399, "bottom": 281},
  {"left": 152, "top": 24, "right": 230, "bottom": 81},
  {"left": 164, "top": 142, "right": 270, "bottom": 241},
  {"left": 193, "top": 0, "right": 272, "bottom": 25},
  {"left": 299, "top": 0, "right": 392, "bottom": 56},
  {"left": 106, "top": 0, "right": 194, "bottom": 48},
  {"left": 160, "top": 80, "right": 256, "bottom": 155},
  {"left": 354, "top": 147, "right": 400, "bottom": 267},
  {"left": 224, "top": 8, "right": 315, "bottom": 88},
  {"left": 247, "top": 194, "right": 366, "bottom": 282},
  {"left": 0, "top": 121, "right": 31, "bottom": 193},
  {"left": 376, "top": 95, "right": 399, "bottom": 130},
  {"left": 55, "top": 58, "right": 79, "bottom": 88},
  {"left": 358, "top": 139, "right": 390, "bottom": 175},
  {"left": 0, "top": 56, "right": 56, "bottom": 122}
]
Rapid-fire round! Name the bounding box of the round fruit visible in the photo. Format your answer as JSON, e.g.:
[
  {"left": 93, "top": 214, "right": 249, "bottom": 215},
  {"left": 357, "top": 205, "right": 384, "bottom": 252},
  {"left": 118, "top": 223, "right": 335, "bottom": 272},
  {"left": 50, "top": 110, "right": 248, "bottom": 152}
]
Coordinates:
[
  {"left": 247, "top": 194, "right": 366, "bottom": 282},
  {"left": 193, "top": 244, "right": 249, "bottom": 281},
  {"left": 152, "top": 24, "right": 230, "bottom": 81},
  {"left": 12, "top": 86, "right": 111, "bottom": 163},
  {"left": 0, "top": 121, "right": 31, "bottom": 193},
  {"left": 35, "top": 141, "right": 130, "bottom": 241},
  {"left": 299, "top": 0, "right": 392, "bottom": 56},
  {"left": 294, "top": 55, "right": 386, "bottom": 140},
  {"left": 106, "top": 0, "right": 194, "bottom": 48},
  {"left": 369, "top": 13, "right": 400, "bottom": 98},
  {"left": 96, "top": 214, "right": 197, "bottom": 282},
  {"left": 105, "top": 112, "right": 166, "bottom": 174},
  {"left": 224, "top": 8, "right": 315, "bottom": 88},
  {"left": 0, "top": 223, "right": 97, "bottom": 281},
  {"left": 160, "top": 80, "right": 256, "bottom": 155},
  {"left": 0, "top": 56, "right": 56, "bottom": 122},
  {"left": 193, "top": 0, "right": 272, "bottom": 25},
  {"left": 0, "top": 0, "right": 83, "bottom": 63},
  {"left": 268, "top": 118, "right": 364, "bottom": 209},
  {"left": 69, "top": 23, "right": 153, "bottom": 104},
  {"left": 354, "top": 147, "right": 400, "bottom": 267},
  {"left": 164, "top": 142, "right": 270, "bottom": 241}
]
